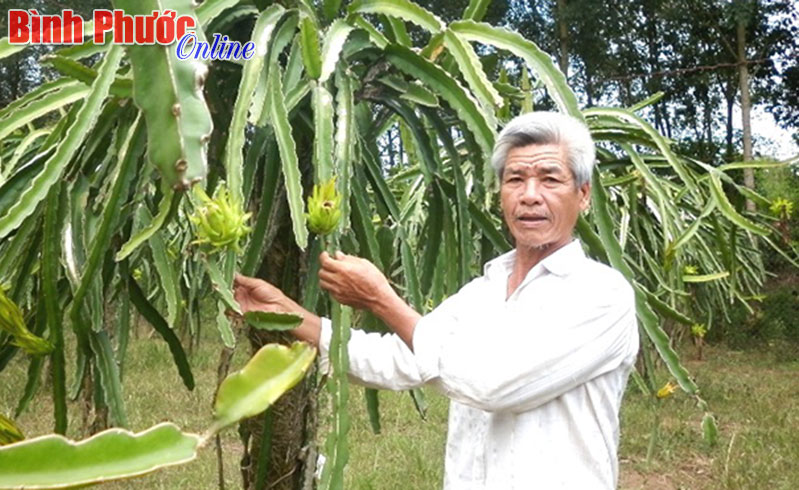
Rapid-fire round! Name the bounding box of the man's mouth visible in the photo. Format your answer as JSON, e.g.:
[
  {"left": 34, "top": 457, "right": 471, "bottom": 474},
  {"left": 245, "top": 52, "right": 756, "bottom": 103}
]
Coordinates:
[{"left": 517, "top": 215, "right": 548, "bottom": 223}]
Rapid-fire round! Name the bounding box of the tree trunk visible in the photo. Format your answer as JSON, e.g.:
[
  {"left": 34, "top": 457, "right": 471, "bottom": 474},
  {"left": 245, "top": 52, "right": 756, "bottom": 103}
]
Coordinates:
[
  {"left": 644, "top": 0, "right": 663, "bottom": 133},
  {"left": 737, "top": 12, "right": 755, "bottom": 211},
  {"left": 724, "top": 83, "right": 735, "bottom": 159},
  {"left": 556, "top": 0, "right": 569, "bottom": 77},
  {"left": 240, "top": 174, "right": 318, "bottom": 490}
]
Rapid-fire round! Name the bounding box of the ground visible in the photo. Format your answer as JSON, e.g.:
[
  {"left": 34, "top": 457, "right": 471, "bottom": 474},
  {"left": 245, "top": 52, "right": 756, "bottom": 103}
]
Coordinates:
[{"left": 1, "top": 326, "right": 796, "bottom": 489}]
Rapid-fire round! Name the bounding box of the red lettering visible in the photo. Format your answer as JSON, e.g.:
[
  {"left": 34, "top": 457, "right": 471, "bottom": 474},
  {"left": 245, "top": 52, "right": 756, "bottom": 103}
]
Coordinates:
[
  {"left": 42, "top": 15, "right": 61, "bottom": 43},
  {"left": 113, "top": 10, "right": 133, "bottom": 44},
  {"left": 30, "top": 9, "right": 41, "bottom": 43},
  {"left": 176, "top": 15, "right": 195, "bottom": 40},
  {"left": 155, "top": 10, "right": 176, "bottom": 44},
  {"left": 62, "top": 10, "right": 84, "bottom": 44},
  {"left": 135, "top": 12, "right": 157, "bottom": 44},
  {"left": 93, "top": 10, "right": 113, "bottom": 44},
  {"left": 8, "top": 10, "right": 29, "bottom": 44}
]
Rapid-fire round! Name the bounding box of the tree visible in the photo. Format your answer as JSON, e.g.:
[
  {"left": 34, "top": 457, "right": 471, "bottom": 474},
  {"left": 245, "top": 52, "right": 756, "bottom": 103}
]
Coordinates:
[{"left": 1, "top": 0, "right": 796, "bottom": 488}]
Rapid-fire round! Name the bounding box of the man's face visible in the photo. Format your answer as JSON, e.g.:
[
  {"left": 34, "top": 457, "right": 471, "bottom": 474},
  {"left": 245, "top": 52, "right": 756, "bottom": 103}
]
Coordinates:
[{"left": 500, "top": 143, "right": 591, "bottom": 253}]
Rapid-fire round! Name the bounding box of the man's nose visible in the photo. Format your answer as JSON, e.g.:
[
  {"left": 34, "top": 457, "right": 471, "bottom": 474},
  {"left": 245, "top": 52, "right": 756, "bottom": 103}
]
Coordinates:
[{"left": 521, "top": 178, "right": 543, "bottom": 204}]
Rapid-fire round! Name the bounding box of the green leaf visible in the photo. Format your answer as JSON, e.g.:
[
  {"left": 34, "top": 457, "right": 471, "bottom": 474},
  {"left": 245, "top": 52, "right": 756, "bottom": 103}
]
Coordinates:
[
  {"left": 682, "top": 271, "right": 730, "bottom": 283},
  {"left": 242, "top": 138, "right": 281, "bottom": 276},
  {"left": 314, "top": 85, "right": 336, "bottom": 183},
  {"left": 350, "top": 174, "right": 382, "bottom": 265},
  {"left": 89, "top": 331, "right": 128, "bottom": 427},
  {"left": 3, "top": 128, "right": 50, "bottom": 180},
  {"left": 319, "top": 301, "right": 352, "bottom": 490},
  {"left": 702, "top": 412, "right": 719, "bottom": 446},
  {"left": 225, "top": 5, "right": 286, "bottom": 203},
  {"left": 0, "top": 83, "right": 88, "bottom": 142},
  {"left": 215, "top": 300, "right": 236, "bottom": 349},
  {"left": 382, "top": 14, "right": 413, "bottom": 46},
  {"left": 42, "top": 55, "right": 132, "bottom": 97},
  {"left": 243, "top": 311, "right": 303, "bottom": 331},
  {"left": 334, "top": 68, "right": 355, "bottom": 231},
  {"left": 324, "top": 0, "right": 343, "bottom": 20},
  {"left": 69, "top": 118, "right": 144, "bottom": 332},
  {"left": 0, "top": 284, "right": 53, "bottom": 357},
  {"left": 0, "top": 423, "right": 199, "bottom": 489},
  {"left": 349, "top": 15, "right": 389, "bottom": 49},
  {"left": 300, "top": 16, "right": 323, "bottom": 80},
  {"left": 149, "top": 225, "right": 181, "bottom": 328},
  {"left": 427, "top": 111, "right": 472, "bottom": 285},
  {"left": 205, "top": 258, "right": 241, "bottom": 315},
  {"left": 437, "top": 177, "right": 512, "bottom": 252},
  {"left": 195, "top": 0, "right": 242, "bottom": 26},
  {"left": 628, "top": 92, "right": 665, "bottom": 112},
  {"left": 643, "top": 289, "right": 695, "bottom": 326},
  {"left": 384, "top": 44, "right": 495, "bottom": 160},
  {"left": 364, "top": 388, "right": 381, "bottom": 434},
  {"left": 15, "top": 353, "right": 44, "bottom": 418},
  {"left": 374, "top": 96, "right": 437, "bottom": 182},
  {"left": 585, "top": 108, "right": 699, "bottom": 198},
  {"left": 590, "top": 167, "right": 704, "bottom": 403},
  {"left": 401, "top": 241, "right": 424, "bottom": 311},
  {"left": 320, "top": 20, "right": 354, "bottom": 83},
  {"left": 400, "top": 83, "right": 439, "bottom": 107},
  {"left": 350, "top": 0, "right": 444, "bottom": 33},
  {"left": 251, "top": 14, "right": 300, "bottom": 126},
  {"left": 0, "top": 78, "right": 75, "bottom": 122},
  {"left": 462, "top": 0, "right": 492, "bottom": 20},
  {"left": 664, "top": 200, "right": 715, "bottom": 265},
  {"left": 42, "top": 184, "right": 66, "bottom": 433},
  {"left": 267, "top": 64, "right": 308, "bottom": 249},
  {"left": 0, "top": 47, "right": 122, "bottom": 241},
  {"left": 450, "top": 20, "right": 581, "bottom": 118},
  {"left": 115, "top": 0, "right": 213, "bottom": 191},
  {"left": 0, "top": 413, "right": 24, "bottom": 446},
  {"left": 443, "top": 30, "right": 502, "bottom": 112},
  {"left": 0, "top": 37, "right": 25, "bottom": 61},
  {"left": 708, "top": 173, "right": 769, "bottom": 236},
  {"left": 115, "top": 191, "right": 179, "bottom": 262},
  {"left": 212, "top": 342, "right": 316, "bottom": 432},
  {"left": 127, "top": 276, "right": 195, "bottom": 391},
  {"left": 718, "top": 159, "right": 788, "bottom": 171},
  {"left": 0, "top": 166, "right": 40, "bottom": 252}
]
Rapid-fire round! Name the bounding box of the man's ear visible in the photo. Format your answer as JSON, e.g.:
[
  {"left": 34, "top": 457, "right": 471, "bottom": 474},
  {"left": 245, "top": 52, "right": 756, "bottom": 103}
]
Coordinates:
[{"left": 579, "top": 183, "right": 591, "bottom": 212}]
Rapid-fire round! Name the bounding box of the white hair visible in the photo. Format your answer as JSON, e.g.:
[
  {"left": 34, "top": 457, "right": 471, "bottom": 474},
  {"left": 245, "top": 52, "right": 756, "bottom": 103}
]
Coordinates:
[{"left": 491, "top": 112, "right": 596, "bottom": 187}]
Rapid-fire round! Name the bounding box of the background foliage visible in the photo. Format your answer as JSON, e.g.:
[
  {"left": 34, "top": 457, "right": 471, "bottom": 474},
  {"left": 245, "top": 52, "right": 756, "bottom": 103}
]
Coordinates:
[{"left": 0, "top": 0, "right": 797, "bottom": 488}]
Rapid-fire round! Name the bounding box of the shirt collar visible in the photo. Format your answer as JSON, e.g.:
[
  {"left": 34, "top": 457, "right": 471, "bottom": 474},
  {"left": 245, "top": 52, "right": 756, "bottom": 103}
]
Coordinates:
[
  {"left": 539, "top": 239, "right": 586, "bottom": 277},
  {"left": 483, "top": 239, "right": 586, "bottom": 279}
]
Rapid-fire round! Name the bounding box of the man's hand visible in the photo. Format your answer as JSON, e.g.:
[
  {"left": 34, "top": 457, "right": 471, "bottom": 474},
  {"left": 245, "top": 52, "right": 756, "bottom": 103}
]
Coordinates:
[
  {"left": 233, "top": 273, "right": 322, "bottom": 346},
  {"left": 233, "top": 273, "right": 289, "bottom": 314},
  {"left": 319, "top": 251, "right": 392, "bottom": 311},
  {"left": 320, "top": 251, "right": 421, "bottom": 349}
]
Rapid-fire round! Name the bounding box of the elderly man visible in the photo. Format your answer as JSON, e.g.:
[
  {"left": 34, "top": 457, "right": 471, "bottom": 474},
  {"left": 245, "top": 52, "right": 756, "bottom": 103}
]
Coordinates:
[{"left": 234, "top": 111, "right": 639, "bottom": 489}]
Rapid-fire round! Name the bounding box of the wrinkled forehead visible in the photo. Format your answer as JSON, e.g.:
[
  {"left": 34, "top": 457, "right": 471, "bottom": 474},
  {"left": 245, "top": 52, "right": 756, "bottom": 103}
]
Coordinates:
[{"left": 503, "top": 144, "right": 572, "bottom": 177}]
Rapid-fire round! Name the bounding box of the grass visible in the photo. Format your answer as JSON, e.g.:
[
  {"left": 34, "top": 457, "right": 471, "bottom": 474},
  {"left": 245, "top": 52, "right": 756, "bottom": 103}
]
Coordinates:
[{"left": 1, "top": 325, "right": 797, "bottom": 489}]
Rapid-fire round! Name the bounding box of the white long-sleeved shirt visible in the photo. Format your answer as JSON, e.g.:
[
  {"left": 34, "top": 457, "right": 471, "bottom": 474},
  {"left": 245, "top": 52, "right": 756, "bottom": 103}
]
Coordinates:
[{"left": 319, "top": 240, "right": 639, "bottom": 489}]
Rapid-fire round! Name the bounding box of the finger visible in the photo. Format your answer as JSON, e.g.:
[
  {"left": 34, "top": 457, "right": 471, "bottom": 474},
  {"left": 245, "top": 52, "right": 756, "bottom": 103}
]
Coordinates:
[
  {"left": 318, "top": 270, "right": 333, "bottom": 285},
  {"left": 319, "top": 279, "right": 335, "bottom": 293},
  {"left": 320, "top": 252, "right": 344, "bottom": 273},
  {"left": 234, "top": 273, "right": 261, "bottom": 289},
  {"left": 335, "top": 250, "right": 345, "bottom": 260}
]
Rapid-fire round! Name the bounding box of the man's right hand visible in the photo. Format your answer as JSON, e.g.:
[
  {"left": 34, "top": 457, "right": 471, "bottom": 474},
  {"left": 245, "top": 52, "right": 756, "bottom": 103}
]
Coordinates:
[
  {"left": 233, "top": 273, "right": 322, "bottom": 346},
  {"left": 233, "top": 273, "right": 289, "bottom": 314}
]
